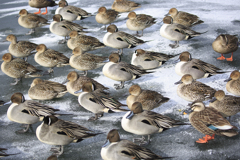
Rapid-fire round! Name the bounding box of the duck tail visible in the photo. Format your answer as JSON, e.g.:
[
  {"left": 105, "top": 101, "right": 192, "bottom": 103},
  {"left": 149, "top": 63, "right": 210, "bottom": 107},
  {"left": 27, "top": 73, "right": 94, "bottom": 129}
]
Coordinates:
[{"left": 191, "top": 20, "right": 204, "bottom": 27}]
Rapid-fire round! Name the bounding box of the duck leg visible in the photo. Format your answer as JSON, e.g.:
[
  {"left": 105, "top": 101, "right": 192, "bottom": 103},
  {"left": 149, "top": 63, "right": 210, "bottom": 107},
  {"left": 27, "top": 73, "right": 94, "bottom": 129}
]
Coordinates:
[
  {"left": 196, "top": 134, "right": 215, "bottom": 143},
  {"left": 51, "top": 145, "right": 64, "bottom": 156},
  {"left": 133, "top": 135, "right": 151, "bottom": 146},
  {"left": 34, "top": 9, "right": 41, "bottom": 14},
  {"left": 26, "top": 29, "right": 35, "bottom": 35},
  {"left": 169, "top": 41, "right": 179, "bottom": 48},
  {"left": 41, "top": 7, "right": 48, "bottom": 15},
  {"left": 58, "top": 36, "right": 68, "bottom": 44},
  {"left": 11, "top": 78, "right": 21, "bottom": 85},
  {"left": 226, "top": 53, "right": 233, "bottom": 61},
  {"left": 217, "top": 54, "right": 226, "bottom": 60},
  {"left": 88, "top": 114, "right": 99, "bottom": 121},
  {"left": 16, "top": 124, "right": 31, "bottom": 133},
  {"left": 114, "top": 81, "right": 124, "bottom": 89}
]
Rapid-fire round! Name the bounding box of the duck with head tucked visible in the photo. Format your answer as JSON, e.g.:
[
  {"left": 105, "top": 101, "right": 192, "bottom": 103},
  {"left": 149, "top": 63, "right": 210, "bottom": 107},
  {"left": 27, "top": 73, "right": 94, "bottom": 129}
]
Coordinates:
[
  {"left": 18, "top": 9, "right": 49, "bottom": 35},
  {"left": 127, "top": 84, "right": 169, "bottom": 111},
  {"left": 50, "top": 14, "right": 87, "bottom": 44},
  {"left": 224, "top": 70, "right": 240, "bottom": 96},
  {"left": 209, "top": 90, "right": 240, "bottom": 118},
  {"left": 103, "top": 24, "right": 147, "bottom": 55},
  {"left": 1, "top": 53, "right": 42, "bottom": 85},
  {"left": 35, "top": 44, "right": 69, "bottom": 73},
  {"left": 160, "top": 16, "right": 206, "bottom": 48},
  {"left": 67, "top": 31, "right": 105, "bottom": 51},
  {"left": 111, "top": 0, "right": 141, "bottom": 13},
  {"left": 70, "top": 47, "right": 108, "bottom": 76},
  {"left": 5, "top": 34, "right": 37, "bottom": 61},
  {"left": 175, "top": 51, "right": 225, "bottom": 79},
  {"left": 126, "top": 11, "right": 156, "bottom": 37},
  {"left": 175, "top": 74, "right": 216, "bottom": 102},
  {"left": 212, "top": 34, "right": 239, "bottom": 61},
  {"left": 102, "top": 53, "right": 153, "bottom": 89},
  {"left": 55, "top": 0, "right": 91, "bottom": 21},
  {"left": 62, "top": 71, "right": 109, "bottom": 96},
  {"left": 5, "top": 92, "right": 60, "bottom": 133},
  {"left": 75, "top": 82, "right": 128, "bottom": 121},
  {"left": 28, "top": 78, "right": 67, "bottom": 100},
  {"left": 186, "top": 101, "right": 238, "bottom": 143},
  {"left": 121, "top": 102, "right": 185, "bottom": 145},
  {"left": 36, "top": 115, "right": 101, "bottom": 155},
  {"left": 28, "top": 0, "right": 57, "bottom": 15},
  {"left": 165, "top": 8, "right": 204, "bottom": 27},
  {"left": 131, "top": 49, "right": 179, "bottom": 70}
]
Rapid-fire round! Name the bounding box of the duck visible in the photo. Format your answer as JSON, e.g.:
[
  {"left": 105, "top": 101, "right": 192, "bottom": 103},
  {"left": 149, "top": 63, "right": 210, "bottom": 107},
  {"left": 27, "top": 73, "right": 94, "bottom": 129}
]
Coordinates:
[
  {"left": 111, "top": 0, "right": 141, "bottom": 13},
  {"left": 174, "top": 74, "right": 216, "bottom": 102},
  {"left": 18, "top": 9, "right": 49, "bottom": 35},
  {"left": 34, "top": 44, "right": 69, "bottom": 73},
  {"left": 0, "top": 148, "right": 18, "bottom": 158},
  {"left": 69, "top": 47, "right": 108, "bottom": 76},
  {"left": 186, "top": 101, "right": 238, "bottom": 143},
  {"left": 126, "top": 12, "right": 156, "bottom": 37},
  {"left": 1, "top": 53, "right": 42, "bottom": 85},
  {"left": 5, "top": 34, "right": 37, "bottom": 61},
  {"left": 209, "top": 90, "right": 240, "bottom": 118},
  {"left": 212, "top": 34, "right": 239, "bottom": 61},
  {"left": 175, "top": 51, "right": 225, "bottom": 79},
  {"left": 67, "top": 31, "right": 105, "bottom": 51},
  {"left": 62, "top": 71, "right": 109, "bottom": 96},
  {"left": 127, "top": 84, "right": 169, "bottom": 110},
  {"left": 95, "top": 6, "right": 120, "bottom": 29},
  {"left": 28, "top": 78, "right": 68, "bottom": 100},
  {"left": 36, "top": 115, "right": 100, "bottom": 155},
  {"left": 5, "top": 92, "right": 60, "bottom": 133},
  {"left": 55, "top": 0, "right": 91, "bottom": 21},
  {"left": 47, "top": 155, "right": 58, "bottom": 160},
  {"left": 102, "top": 53, "right": 152, "bottom": 89},
  {"left": 101, "top": 129, "right": 170, "bottom": 160},
  {"left": 165, "top": 8, "right": 204, "bottom": 27},
  {"left": 224, "top": 70, "right": 240, "bottom": 96},
  {"left": 131, "top": 49, "right": 179, "bottom": 69},
  {"left": 160, "top": 16, "right": 206, "bottom": 48},
  {"left": 75, "top": 82, "right": 128, "bottom": 121},
  {"left": 103, "top": 24, "right": 147, "bottom": 55},
  {"left": 50, "top": 14, "right": 87, "bottom": 44},
  {"left": 121, "top": 102, "right": 184, "bottom": 145},
  {"left": 28, "top": 0, "right": 57, "bottom": 15}
]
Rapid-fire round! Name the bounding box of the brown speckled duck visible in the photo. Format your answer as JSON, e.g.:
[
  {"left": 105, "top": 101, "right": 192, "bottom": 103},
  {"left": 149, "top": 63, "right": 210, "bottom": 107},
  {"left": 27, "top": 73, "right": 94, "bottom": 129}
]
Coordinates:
[
  {"left": 224, "top": 70, "right": 240, "bottom": 96},
  {"left": 28, "top": 0, "right": 57, "bottom": 15}
]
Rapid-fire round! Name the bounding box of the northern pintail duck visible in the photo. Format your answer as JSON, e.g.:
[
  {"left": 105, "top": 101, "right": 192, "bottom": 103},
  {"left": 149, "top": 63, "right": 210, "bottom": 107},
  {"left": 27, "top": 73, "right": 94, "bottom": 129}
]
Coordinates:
[
  {"left": 122, "top": 102, "right": 184, "bottom": 145},
  {"left": 175, "top": 51, "right": 225, "bottom": 79},
  {"left": 35, "top": 44, "right": 69, "bottom": 73},
  {"left": 5, "top": 34, "right": 37, "bottom": 61},
  {"left": 111, "top": 0, "right": 141, "bottom": 13},
  {"left": 55, "top": 0, "right": 91, "bottom": 21},
  {"left": 95, "top": 6, "right": 120, "bottom": 29},
  {"left": 102, "top": 53, "right": 152, "bottom": 89},
  {"left": 175, "top": 74, "right": 216, "bottom": 102},
  {"left": 18, "top": 9, "right": 49, "bottom": 35},
  {"left": 103, "top": 24, "right": 146, "bottom": 55},
  {"left": 5, "top": 92, "right": 59, "bottom": 133},
  {"left": 165, "top": 8, "right": 204, "bottom": 27},
  {"left": 67, "top": 31, "right": 105, "bottom": 51},
  {"left": 186, "top": 101, "right": 238, "bottom": 143},
  {"left": 131, "top": 49, "right": 178, "bottom": 69},
  {"left": 224, "top": 70, "right": 240, "bottom": 96},
  {"left": 160, "top": 16, "right": 205, "bottom": 48},
  {"left": 62, "top": 71, "right": 109, "bottom": 96},
  {"left": 127, "top": 84, "right": 169, "bottom": 110},
  {"left": 28, "top": 0, "right": 57, "bottom": 15},
  {"left": 75, "top": 82, "right": 128, "bottom": 121},
  {"left": 126, "top": 12, "right": 156, "bottom": 37},
  {"left": 36, "top": 115, "right": 100, "bottom": 155},
  {"left": 28, "top": 78, "right": 67, "bottom": 100},
  {"left": 101, "top": 129, "right": 170, "bottom": 160},
  {"left": 50, "top": 14, "right": 87, "bottom": 43},
  {"left": 1, "top": 53, "right": 42, "bottom": 85},
  {"left": 212, "top": 34, "right": 239, "bottom": 61},
  {"left": 69, "top": 47, "right": 108, "bottom": 76},
  {"left": 209, "top": 90, "right": 240, "bottom": 118}
]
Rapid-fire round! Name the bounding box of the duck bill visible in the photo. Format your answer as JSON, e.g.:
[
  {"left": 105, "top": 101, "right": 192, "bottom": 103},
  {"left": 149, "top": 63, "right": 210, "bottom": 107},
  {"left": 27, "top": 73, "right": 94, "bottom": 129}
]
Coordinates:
[
  {"left": 182, "top": 108, "right": 193, "bottom": 115},
  {"left": 224, "top": 77, "right": 232, "bottom": 82},
  {"left": 174, "top": 80, "right": 182, "bottom": 85},
  {"left": 173, "top": 58, "right": 180, "bottom": 64},
  {"left": 126, "top": 111, "right": 134, "bottom": 119},
  {"left": 74, "top": 88, "right": 83, "bottom": 94},
  {"left": 102, "top": 139, "right": 110, "bottom": 148},
  {"left": 62, "top": 79, "right": 69, "bottom": 84},
  {"left": 164, "top": 13, "right": 170, "bottom": 16},
  {"left": 209, "top": 97, "right": 217, "bottom": 103},
  {"left": 3, "top": 101, "right": 11, "bottom": 105}
]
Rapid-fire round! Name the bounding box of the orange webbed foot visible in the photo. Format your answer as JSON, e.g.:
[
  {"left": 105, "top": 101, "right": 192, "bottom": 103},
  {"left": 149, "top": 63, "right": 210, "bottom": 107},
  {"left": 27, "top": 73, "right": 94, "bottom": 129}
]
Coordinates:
[
  {"left": 41, "top": 8, "right": 48, "bottom": 15},
  {"left": 196, "top": 138, "right": 208, "bottom": 143},
  {"left": 34, "top": 9, "right": 41, "bottom": 14},
  {"left": 217, "top": 54, "right": 225, "bottom": 60},
  {"left": 226, "top": 53, "right": 233, "bottom": 61}
]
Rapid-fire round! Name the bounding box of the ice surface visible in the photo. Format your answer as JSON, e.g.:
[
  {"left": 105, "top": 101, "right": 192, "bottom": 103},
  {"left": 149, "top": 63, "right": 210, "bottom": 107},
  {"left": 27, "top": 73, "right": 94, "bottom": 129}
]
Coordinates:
[{"left": 0, "top": 0, "right": 240, "bottom": 159}]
